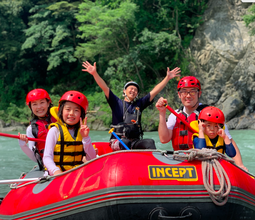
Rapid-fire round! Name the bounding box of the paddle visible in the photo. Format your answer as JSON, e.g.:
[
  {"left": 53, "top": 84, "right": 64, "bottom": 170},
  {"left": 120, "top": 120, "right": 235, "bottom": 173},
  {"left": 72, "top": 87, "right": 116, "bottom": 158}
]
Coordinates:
[
  {"left": 164, "top": 104, "right": 198, "bottom": 133},
  {"left": 109, "top": 128, "right": 130, "bottom": 150},
  {"left": 0, "top": 132, "right": 45, "bottom": 142},
  {"left": 0, "top": 177, "right": 39, "bottom": 185}
]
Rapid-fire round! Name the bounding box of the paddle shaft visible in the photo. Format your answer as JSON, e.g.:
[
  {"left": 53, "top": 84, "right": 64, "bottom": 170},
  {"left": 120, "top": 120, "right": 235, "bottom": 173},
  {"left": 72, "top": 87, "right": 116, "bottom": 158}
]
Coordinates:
[
  {"left": 109, "top": 128, "right": 130, "bottom": 150},
  {"left": 165, "top": 104, "right": 198, "bottom": 133},
  {"left": 0, "top": 178, "right": 39, "bottom": 184},
  {"left": 0, "top": 132, "right": 45, "bottom": 142}
]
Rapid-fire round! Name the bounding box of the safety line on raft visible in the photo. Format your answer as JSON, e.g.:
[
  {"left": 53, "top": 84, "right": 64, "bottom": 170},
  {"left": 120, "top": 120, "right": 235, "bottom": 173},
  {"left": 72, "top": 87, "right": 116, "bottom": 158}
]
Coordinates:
[{"left": 173, "top": 148, "right": 233, "bottom": 206}]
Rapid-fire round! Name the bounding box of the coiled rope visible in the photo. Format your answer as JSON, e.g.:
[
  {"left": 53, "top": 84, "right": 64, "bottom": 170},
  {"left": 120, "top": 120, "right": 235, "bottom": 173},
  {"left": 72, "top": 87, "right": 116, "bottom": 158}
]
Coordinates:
[{"left": 173, "top": 148, "right": 234, "bottom": 206}]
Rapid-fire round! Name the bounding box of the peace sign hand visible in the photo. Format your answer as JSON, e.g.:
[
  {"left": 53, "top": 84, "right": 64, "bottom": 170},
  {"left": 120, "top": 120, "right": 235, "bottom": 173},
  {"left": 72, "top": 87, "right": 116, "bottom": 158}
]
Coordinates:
[
  {"left": 82, "top": 61, "right": 97, "bottom": 76},
  {"left": 80, "top": 117, "right": 90, "bottom": 138}
]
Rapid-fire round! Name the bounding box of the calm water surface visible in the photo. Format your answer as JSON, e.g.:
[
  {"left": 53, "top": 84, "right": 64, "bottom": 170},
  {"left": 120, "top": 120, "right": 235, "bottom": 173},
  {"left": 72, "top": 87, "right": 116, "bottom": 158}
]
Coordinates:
[{"left": 0, "top": 130, "right": 254, "bottom": 198}]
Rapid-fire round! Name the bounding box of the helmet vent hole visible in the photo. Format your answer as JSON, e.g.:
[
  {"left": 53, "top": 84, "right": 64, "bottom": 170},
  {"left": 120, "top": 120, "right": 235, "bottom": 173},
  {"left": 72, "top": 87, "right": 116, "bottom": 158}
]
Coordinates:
[
  {"left": 78, "top": 97, "right": 81, "bottom": 99},
  {"left": 216, "top": 116, "right": 218, "bottom": 118},
  {"left": 208, "top": 114, "right": 211, "bottom": 117},
  {"left": 70, "top": 94, "right": 73, "bottom": 96}
]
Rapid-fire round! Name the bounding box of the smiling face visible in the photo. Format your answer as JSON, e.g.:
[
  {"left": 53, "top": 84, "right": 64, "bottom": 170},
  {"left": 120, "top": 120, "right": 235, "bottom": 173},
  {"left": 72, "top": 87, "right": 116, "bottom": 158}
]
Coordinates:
[
  {"left": 30, "top": 98, "right": 50, "bottom": 119},
  {"left": 62, "top": 101, "right": 81, "bottom": 126},
  {"left": 204, "top": 121, "right": 219, "bottom": 139},
  {"left": 123, "top": 85, "right": 138, "bottom": 102},
  {"left": 178, "top": 87, "right": 201, "bottom": 110}
]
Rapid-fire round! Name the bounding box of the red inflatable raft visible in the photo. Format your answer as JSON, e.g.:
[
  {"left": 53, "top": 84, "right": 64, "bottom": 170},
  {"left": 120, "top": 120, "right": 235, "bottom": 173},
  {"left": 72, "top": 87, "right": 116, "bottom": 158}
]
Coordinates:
[{"left": 0, "top": 142, "right": 254, "bottom": 220}]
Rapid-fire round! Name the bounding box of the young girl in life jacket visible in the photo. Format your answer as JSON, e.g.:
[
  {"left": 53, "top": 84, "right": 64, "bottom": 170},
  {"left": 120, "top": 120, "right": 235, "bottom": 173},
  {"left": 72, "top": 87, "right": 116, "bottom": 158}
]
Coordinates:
[
  {"left": 43, "top": 91, "right": 96, "bottom": 176},
  {"left": 18, "top": 89, "right": 55, "bottom": 170},
  {"left": 192, "top": 106, "right": 236, "bottom": 157}
]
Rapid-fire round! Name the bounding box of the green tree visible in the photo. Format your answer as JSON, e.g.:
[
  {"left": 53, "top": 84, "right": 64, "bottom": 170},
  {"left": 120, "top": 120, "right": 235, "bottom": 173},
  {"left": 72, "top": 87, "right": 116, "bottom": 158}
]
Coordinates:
[
  {"left": 243, "top": 4, "right": 255, "bottom": 36},
  {"left": 0, "top": 0, "right": 33, "bottom": 109},
  {"left": 21, "top": 1, "right": 86, "bottom": 95}
]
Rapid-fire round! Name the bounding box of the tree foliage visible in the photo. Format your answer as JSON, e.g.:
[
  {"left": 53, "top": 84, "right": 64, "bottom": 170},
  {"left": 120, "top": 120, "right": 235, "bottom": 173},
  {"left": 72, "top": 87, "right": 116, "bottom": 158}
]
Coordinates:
[
  {"left": 243, "top": 4, "right": 255, "bottom": 36},
  {"left": 0, "top": 0, "right": 209, "bottom": 128}
]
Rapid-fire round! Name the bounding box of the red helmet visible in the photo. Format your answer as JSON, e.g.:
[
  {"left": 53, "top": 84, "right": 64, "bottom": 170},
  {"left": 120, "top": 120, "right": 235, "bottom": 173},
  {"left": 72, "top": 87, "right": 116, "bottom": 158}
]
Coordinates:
[
  {"left": 59, "top": 91, "right": 88, "bottom": 113},
  {"left": 26, "top": 89, "right": 51, "bottom": 106},
  {"left": 198, "top": 106, "right": 225, "bottom": 124},
  {"left": 177, "top": 76, "right": 201, "bottom": 91}
]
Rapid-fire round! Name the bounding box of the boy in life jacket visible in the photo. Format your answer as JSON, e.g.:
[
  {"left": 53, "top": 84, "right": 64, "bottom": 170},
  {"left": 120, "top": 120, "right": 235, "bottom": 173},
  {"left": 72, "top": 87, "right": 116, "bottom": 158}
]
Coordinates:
[
  {"left": 82, "top": 61, "right": 181, "bottom": 150},
  {"left": 18, "top": 89, "right": 55, "bottom": 170},
  {"left": 43, "top": 91, "right": 96, "bottom": 176},
  {"left": 192, "top": 106, "right": 236, "bottom": 157}
]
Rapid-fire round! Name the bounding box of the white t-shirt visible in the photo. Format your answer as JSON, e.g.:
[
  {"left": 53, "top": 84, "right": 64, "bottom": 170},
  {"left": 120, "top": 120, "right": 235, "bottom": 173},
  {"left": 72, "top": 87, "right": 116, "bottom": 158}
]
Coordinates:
[
  {"left": 166, "top": 105, "right": 232, "bottom": 139},
  {"left": 43, "top": 126, "right": 96, "bottom": 175},
  {"left": 18, "top": 125, "right": 38, "bottom": 163}
]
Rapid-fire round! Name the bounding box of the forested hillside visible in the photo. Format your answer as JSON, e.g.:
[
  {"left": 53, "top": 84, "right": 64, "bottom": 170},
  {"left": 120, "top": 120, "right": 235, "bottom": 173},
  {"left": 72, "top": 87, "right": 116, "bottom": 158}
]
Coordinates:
[{"left": 0, "top": 0, "right": 208, "bottom": 129}]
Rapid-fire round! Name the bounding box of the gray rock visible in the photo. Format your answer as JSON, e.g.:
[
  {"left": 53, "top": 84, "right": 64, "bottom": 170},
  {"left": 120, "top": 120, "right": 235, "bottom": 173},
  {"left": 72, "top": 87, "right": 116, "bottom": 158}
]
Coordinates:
[{"left": 189, "top": 0, "right": 255, "bottom": 129}]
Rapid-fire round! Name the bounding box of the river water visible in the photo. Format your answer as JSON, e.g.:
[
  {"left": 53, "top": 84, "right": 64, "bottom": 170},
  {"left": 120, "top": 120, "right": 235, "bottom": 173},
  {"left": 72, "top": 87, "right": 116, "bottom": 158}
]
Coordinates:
[{"left": 0, "top": 130, "right": 254, "bottom": 198}]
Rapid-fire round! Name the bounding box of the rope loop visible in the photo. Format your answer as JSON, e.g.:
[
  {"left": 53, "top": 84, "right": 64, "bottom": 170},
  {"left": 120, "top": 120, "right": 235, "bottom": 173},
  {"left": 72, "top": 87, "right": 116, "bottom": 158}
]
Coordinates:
[{"left": 173, "top": 148, "right": 234, "bottom": 206}]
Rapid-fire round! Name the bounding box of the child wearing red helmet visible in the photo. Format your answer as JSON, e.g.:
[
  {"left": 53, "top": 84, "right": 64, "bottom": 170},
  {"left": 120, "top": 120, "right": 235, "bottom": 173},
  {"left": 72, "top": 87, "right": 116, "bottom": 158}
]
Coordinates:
[
  {"left": 43, "top": 91, "right": 96, "bottom": 175},
  {"left": 18, "top": 89, "right": 55, "bottom": 170},
  {"left": 192, "top": 106, "right": 236, "bottom": 157}
]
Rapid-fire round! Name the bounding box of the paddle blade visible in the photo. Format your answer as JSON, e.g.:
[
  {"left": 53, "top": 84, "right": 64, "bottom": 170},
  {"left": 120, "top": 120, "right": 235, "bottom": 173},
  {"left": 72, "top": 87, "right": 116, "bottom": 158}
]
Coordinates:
[{"left": 190, "top": 120, "right": 199, "bottom": 133}]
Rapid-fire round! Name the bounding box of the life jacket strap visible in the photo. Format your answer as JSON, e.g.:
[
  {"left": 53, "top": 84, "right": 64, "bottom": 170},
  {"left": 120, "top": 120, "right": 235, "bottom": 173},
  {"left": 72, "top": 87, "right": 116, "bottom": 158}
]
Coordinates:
[
  {"left": 54, "top": 151, "right": 85, "bottom": 156},
  {"left": 55, "top": 161, "right": 83, "bottom": 166},
  {"left": 179, "top": 144, "right": 189, "bottom": 150}
]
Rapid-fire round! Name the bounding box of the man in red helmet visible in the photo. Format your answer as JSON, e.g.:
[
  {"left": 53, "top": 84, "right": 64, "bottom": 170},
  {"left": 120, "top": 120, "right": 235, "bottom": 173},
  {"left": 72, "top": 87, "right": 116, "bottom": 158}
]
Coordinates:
[
  {"left": 82, "top": 61, "right": 181, "bottom": 150},
  {"left": 156, "top": 76, "right": 248, "bottom": 171}
]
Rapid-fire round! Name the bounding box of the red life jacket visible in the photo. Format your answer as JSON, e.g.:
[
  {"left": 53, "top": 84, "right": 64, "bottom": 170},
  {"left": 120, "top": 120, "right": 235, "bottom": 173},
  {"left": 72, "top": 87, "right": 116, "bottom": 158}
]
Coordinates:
[
  {"left": 31, "top": 115, "right": 56, "bottom": 158},
  {"left": 172, "top": 105, "right": 207, "bottom": 151}
]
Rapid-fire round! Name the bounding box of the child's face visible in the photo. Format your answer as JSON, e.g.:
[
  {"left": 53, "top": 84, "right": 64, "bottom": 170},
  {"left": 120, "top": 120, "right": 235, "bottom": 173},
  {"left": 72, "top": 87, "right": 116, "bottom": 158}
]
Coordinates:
[
  {"left": 62, "top": 101, "right": 81, "bottom": 126},
  {"left": 204, "top": 121, "right": 219, "bottom": 139},
  {"left": 31, "top": 98, "right": 50, "bottom": 118}
]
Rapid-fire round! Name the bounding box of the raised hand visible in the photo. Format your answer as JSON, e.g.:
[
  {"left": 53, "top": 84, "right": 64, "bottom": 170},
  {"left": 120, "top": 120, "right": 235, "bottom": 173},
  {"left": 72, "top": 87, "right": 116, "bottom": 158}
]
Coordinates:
[
  {"left": 80, "top": 117, "right": 90, "bottom": 138},
  {"left": 217, "top": 124, "right": 226, "bottom": 139},
  {"left": 198, "top": 120, "right": 205, "bottom": 133},
  {"left": 82, "top": 61, "right": 97, "bottom": 76},
  {"left": 18, "top": 132, "right": 28, "bottom": 143},
  {"left": 166, "top": 67, "right": 181, "bottom": 80}
]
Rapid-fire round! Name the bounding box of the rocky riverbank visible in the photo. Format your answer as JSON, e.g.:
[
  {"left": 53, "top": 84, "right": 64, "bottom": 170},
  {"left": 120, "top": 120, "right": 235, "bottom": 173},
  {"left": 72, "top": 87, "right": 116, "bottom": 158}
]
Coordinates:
[
  {"left": 189, "top": 0, "right": 255, "bottom": 129},
  {"left": 0, "top": 119, "right": 27, "bottom": 132}
]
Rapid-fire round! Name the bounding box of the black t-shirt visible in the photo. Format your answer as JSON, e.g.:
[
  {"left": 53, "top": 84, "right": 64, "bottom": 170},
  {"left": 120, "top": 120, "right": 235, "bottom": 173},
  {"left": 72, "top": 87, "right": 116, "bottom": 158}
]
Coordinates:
[{"left": 106, "top": 90, "right": 153, "bottom": 126}]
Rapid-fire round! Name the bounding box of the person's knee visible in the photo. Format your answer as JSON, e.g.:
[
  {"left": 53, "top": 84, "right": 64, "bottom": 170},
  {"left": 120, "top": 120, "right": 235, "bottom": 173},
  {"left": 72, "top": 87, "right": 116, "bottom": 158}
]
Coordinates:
[
  {"left": 132, "top": 139, "right": 156, "bottom": 149},
  {"left": 120, "top": 138, "right": 131, "bottom": 150}
]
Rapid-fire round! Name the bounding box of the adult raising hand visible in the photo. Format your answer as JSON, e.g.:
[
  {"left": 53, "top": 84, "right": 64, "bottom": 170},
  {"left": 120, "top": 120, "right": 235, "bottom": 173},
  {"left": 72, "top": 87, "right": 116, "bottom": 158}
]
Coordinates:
[{"left": 82, "top": 61, "right": 97, "bottom": 76}]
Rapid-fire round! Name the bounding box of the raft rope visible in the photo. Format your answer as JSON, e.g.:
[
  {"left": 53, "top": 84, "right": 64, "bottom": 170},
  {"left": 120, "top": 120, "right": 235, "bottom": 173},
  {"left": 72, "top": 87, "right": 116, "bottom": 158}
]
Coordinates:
[{"left": 172, "top": 148, "right": 234, "bottom": 206}]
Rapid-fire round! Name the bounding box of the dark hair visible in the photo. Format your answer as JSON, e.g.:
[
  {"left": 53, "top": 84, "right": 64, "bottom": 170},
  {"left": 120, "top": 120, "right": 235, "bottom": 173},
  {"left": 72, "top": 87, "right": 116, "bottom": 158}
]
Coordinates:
[
  {"left": 198, "top": 119, "right": 224, "bottom": 128},
  {"left": 30, "top": 99, "right": 53, "bottom": 119},
  {"left": 58, "top": 101, "right": 86, "bottom": 127}
]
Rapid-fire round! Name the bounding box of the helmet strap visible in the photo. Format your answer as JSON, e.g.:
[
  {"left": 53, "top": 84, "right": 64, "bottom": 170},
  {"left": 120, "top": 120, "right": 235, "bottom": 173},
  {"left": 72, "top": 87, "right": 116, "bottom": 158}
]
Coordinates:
[{"left": 123, "top": 92, "right": 134, "bottom": 103}]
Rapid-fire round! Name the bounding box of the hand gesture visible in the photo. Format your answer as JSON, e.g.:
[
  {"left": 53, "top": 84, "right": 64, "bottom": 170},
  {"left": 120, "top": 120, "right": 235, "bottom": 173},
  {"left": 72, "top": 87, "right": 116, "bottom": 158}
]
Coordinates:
[
  {"left": 18, "top": 132, "right": 28, "bottom": 143},
  {"left": 198, "top": 120, "right": 205, "bottom": 133},
  {"left": 82, "top": 61, "right": 97, "bottom": 76},
  {"left": 155, "top": 97, "right": 168, "bottom": 112},
  {"left": 217, "top": 124, "right": 226, "bottom": 139},
  {"left": 80, "top": 117, "right": 90, "bottom": 138},
  {"left": 166, "top": 67, "right": 181, "bottom": 80}
]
